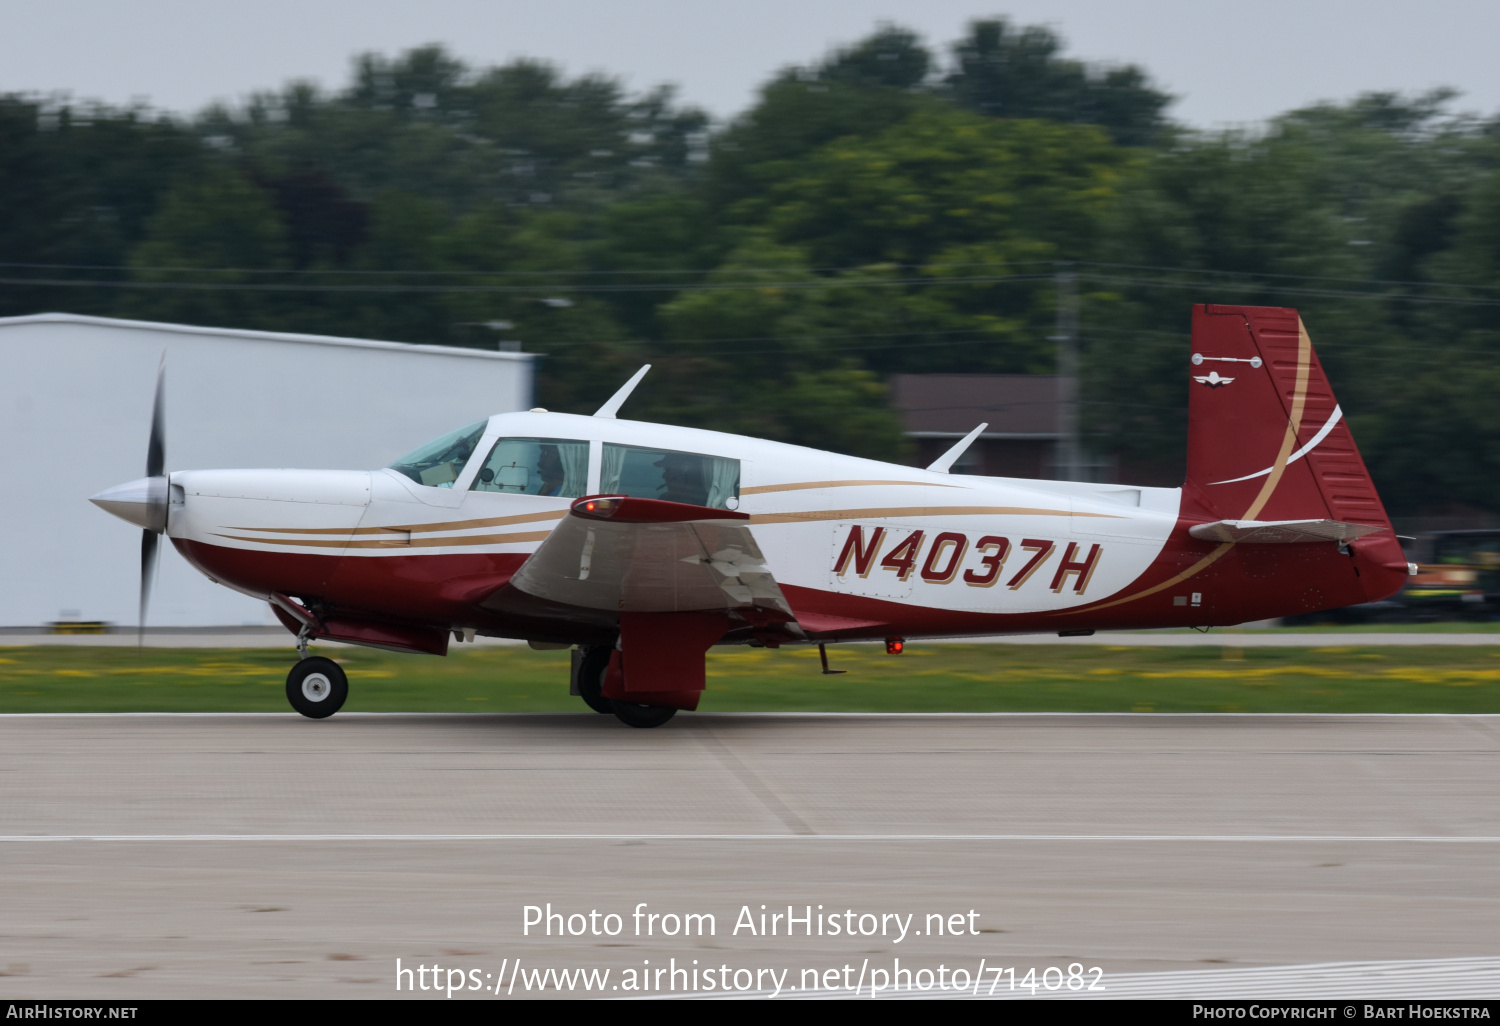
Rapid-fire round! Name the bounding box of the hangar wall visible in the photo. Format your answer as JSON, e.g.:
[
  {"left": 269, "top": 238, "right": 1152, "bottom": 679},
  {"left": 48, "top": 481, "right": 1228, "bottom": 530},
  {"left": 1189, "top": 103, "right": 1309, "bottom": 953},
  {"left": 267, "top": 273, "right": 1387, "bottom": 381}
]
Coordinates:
[{"left": 0, "top": 314, "right": 534, "bottom": 627}]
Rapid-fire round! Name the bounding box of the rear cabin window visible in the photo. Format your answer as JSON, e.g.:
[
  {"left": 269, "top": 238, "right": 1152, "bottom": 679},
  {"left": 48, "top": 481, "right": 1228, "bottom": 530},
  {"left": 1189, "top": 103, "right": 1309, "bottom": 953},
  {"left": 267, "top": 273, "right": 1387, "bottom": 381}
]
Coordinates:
[
  {"left": 600, "top": 444, "right": 740, "bottom": 509},
  {"left": 472, "top": 438, "right": 588, "bottom": 497},
  {"left": 387, "top": 421, "right": 486, "bottom": 488}
]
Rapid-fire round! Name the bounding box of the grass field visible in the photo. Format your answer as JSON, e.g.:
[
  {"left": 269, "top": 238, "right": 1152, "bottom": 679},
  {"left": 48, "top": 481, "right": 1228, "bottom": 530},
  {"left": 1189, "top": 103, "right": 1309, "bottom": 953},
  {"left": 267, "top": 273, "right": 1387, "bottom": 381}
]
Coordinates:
[
  {"left": 1164, "top": 621, "right": 1500, "bottom": 633},
  {"left": 1225, "top": 621, "right": 1500, "bottom": 633},
  {"left": 1, "top": 641, "right": 1498, "bottom": 714}
]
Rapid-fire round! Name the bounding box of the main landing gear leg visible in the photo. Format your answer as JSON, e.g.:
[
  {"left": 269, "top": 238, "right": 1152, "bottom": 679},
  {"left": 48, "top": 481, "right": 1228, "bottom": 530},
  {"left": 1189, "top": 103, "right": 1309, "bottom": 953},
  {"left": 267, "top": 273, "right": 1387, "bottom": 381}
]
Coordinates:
[
  {"left": 286, "top": 627, "right": 347, "bottom": 720},
  {"left": 573, "top": 643, "right": 680, "bottom": 726}
]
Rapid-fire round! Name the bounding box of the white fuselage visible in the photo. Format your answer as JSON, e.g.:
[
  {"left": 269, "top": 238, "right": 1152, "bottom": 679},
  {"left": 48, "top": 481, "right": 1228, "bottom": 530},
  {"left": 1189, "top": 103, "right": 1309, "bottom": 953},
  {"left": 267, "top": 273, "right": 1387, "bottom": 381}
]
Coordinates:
[{"left": 166, "top": 411, "right": 1181, "bottom": 635}]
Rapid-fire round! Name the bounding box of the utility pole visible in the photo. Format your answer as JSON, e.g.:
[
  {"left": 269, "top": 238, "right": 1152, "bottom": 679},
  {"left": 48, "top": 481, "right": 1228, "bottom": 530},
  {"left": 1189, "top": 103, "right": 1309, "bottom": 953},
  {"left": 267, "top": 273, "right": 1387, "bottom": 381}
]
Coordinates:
[{"left": 1053, "top": 264, "right": 1083, "bottom": 482}]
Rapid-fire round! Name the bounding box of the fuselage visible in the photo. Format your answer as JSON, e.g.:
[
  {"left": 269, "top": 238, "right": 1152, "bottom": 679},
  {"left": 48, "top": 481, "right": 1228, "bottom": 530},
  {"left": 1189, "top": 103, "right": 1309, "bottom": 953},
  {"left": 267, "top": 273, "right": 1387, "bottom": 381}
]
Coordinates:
[{"left": 163, "top": 410, "right": 1405, "bottom": 647}]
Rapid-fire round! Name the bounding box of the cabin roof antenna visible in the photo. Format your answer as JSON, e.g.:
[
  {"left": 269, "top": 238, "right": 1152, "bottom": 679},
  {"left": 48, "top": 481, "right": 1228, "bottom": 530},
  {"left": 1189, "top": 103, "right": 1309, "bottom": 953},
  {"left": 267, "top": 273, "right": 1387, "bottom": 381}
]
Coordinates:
[{"left": 593, "top": 365, "right": 651, "bottom": 419}]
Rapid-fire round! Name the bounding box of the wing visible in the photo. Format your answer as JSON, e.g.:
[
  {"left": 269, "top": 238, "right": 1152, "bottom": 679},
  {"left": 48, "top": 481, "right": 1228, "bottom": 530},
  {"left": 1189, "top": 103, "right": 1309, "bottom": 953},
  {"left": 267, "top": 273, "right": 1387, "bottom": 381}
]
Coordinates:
[{"left": 503, "top": 495, "right": 794, "bottom": 617}]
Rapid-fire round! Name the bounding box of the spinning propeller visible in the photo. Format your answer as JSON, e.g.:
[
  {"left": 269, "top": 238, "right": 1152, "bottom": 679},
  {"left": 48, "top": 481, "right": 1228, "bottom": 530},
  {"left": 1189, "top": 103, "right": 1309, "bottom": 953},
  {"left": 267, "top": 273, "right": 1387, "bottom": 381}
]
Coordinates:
[{"left": 89, "top": 356, "right": 168, "bottom": 638}]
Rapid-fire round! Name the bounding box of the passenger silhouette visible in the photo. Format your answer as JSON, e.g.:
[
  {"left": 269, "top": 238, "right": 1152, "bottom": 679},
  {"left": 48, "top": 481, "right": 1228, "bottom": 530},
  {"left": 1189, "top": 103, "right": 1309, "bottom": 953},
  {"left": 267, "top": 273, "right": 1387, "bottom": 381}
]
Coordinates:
[{"left": 656, "top": 452, "right": 709, "bottom": 506}]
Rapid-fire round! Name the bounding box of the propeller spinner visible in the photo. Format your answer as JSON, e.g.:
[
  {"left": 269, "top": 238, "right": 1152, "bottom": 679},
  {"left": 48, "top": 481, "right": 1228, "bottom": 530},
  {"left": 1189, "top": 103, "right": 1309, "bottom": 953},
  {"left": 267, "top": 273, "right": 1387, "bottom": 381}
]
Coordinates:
[{"left": 89, "top": 356, "right": 167, "bottom": 635}]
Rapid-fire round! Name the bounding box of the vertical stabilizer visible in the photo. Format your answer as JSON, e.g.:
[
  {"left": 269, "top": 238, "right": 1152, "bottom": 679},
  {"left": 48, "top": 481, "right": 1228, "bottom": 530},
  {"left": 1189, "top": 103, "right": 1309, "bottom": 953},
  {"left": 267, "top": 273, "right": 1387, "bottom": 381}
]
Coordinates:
[{"left": 1184, "top": 304, "right": 1389, "bottom": 529}]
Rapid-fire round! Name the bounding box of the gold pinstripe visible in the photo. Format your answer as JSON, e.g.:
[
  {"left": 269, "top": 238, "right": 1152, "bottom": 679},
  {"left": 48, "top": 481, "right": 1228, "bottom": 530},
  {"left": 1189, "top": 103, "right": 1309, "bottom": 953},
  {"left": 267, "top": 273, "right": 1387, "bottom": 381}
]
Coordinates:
[
  {"left": 224, "top": 508, "right": 567, "bottom": 536},
  {"left": 209, "top": 530, "right": 553, "bottom": 550},
  {"left": 741, "top": 479, "right": 964, "bottom": 495},
  {"left": 750, "top": 505, "right": 1110, "bottom": 525}
]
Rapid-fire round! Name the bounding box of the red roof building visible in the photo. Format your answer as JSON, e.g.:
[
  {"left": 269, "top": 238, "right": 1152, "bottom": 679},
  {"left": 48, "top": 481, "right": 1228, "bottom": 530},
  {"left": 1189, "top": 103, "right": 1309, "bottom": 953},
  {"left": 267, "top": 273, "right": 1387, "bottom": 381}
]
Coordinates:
[{"left": 890, "top": 373, "right": 1066, "bottom": 479}]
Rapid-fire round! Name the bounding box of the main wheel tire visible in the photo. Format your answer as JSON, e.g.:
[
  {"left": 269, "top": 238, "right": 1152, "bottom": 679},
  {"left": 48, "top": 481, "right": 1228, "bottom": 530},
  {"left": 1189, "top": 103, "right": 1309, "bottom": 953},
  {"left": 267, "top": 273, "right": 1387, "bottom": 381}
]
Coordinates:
[
  {"left": 286, "top": 657, "right": 348, "bottom": 719},
  {"left": 575, "top": 646, "right": 614, "bottom": 714},
  {"left": 610, "top": 701, "right": 677, "bottom": 729}
]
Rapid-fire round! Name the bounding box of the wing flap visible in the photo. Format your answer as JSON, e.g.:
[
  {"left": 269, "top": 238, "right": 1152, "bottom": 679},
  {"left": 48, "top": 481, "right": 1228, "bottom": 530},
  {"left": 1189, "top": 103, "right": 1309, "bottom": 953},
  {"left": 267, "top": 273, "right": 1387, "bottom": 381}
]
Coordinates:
[
  {"left": 1187, "top": 519, "right": 1384, "bottom": 544},
  {"left": 508, "top": 497, "right": 793, "bottom": 616}
]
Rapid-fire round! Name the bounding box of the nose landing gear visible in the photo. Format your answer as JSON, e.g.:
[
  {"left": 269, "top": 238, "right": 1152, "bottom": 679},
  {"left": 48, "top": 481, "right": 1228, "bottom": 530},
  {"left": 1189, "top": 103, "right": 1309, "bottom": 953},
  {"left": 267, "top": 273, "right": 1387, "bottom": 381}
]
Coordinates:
[{"left": 286, "top": 657, "right": 348, "bottom": 719}]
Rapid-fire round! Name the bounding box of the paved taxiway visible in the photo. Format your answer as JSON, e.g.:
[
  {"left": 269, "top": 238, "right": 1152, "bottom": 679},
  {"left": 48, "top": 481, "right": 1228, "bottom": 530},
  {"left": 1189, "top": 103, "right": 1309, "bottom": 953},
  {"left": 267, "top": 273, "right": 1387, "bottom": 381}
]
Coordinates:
[{"left": 0, "top": 712, "right": 1496, "bottom": 999}]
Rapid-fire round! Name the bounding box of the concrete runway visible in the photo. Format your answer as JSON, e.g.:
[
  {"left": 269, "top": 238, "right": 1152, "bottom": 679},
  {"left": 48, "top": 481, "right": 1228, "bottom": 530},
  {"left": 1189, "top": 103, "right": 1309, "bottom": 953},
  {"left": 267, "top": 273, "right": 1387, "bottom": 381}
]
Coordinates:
[
  {"left": 5, "top": 629, "right": 1500, "bottom": 647},
  {"left": 1, "top": 712, "right": 1497, "bottom": 999}
]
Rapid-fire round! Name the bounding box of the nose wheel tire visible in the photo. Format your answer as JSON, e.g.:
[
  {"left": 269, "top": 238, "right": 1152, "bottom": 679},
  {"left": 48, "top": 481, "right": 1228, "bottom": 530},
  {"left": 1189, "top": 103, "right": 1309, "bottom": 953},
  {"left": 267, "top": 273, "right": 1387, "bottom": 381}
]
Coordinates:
[
  {"left": 286, "top": 657, "right": 348, "bottom": 719},
  {"left": 610, "top": 701, "right": 677, "bottom": 729}
]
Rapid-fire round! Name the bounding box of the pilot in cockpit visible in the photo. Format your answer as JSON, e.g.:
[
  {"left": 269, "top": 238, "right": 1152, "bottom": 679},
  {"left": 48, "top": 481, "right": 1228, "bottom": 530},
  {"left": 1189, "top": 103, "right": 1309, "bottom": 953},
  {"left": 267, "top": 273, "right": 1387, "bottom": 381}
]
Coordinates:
[
  {"left": 536, "top": 444, "right": 565, "bottom": 497},
  {"left": 656, "top": 452, "right": 709, "bottom": 507}
]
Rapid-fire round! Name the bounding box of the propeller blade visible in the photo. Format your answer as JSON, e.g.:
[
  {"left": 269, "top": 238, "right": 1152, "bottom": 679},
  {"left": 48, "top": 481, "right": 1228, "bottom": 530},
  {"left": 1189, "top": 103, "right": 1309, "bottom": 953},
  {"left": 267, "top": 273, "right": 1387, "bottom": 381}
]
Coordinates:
[
  {"left": 139, "top": 528, "right": 159, "bottom": 644},
  {"left": 140, "top": 354, "right": 166, "bottom": 644},
  {"left": 145, "top": 354, "right": 165, "bottom": 479}
]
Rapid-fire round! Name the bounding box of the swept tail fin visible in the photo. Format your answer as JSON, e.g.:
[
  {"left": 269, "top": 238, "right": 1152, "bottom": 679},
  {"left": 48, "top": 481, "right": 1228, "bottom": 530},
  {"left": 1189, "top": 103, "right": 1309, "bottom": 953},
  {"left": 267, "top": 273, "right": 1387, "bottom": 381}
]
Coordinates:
[
  {"left": 1182, "top": 304, "right": 1408, "bottom": 599},
  {"left": 1185, "top": 304, "right": 1388, "bottom": 528}
]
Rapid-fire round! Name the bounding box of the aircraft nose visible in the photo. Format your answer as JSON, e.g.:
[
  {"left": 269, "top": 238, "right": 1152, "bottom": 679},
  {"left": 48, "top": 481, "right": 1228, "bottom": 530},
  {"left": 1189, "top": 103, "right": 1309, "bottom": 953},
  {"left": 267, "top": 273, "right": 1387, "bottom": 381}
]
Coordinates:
[{"left": 90, "top": 477, "right": 168, "bottom": 532}]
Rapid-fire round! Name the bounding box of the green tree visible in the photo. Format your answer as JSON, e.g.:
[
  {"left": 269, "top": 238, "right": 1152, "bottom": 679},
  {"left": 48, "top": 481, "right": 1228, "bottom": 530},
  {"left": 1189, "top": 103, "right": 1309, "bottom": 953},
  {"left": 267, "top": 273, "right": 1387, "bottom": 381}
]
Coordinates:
[
  {"left": 1089, "top": 92, "right": 1498, "bottom": 502},
  {"left": 747, "top": 107, "right": 1129, "bottom": 377},
  {"left": 437, "top": 204, "right": 640, "bottom": 412},
  {"left": 0, "top": 97, "right": 203, "bottom": 317},
  {"left": 327, "top": 191, "right": 455, "bottom": 344},
  {"left": 817, "top": 24, "right": 932, "bottom": 90},
  {"left": 195, "top": 46, "right": 708, "bottom": 216},
  {"left": 585, "top": 186, "right": 723, "bottom": 339},
  {"left": 703, "top": 78, "right": 936, "bottom": 211},
  {"left": 1353, "top": 367, "right": 1500, "bottom": 515},
  {"left": 944, "top": 18, "right": 1173, "bottom": 146},
  {"left": 124, "top": 167, "right": 292, "bottom": 330},
  {"left": 642, "top": 235, "right": 907, "bottom": 456}
]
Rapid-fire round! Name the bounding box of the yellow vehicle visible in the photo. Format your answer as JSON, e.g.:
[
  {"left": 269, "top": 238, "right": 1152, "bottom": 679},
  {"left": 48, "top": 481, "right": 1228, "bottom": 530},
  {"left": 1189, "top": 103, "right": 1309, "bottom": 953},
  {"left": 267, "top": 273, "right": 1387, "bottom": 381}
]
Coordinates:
[{"left": 1402, "top": 530, "right": 1500, "bottom": 616}]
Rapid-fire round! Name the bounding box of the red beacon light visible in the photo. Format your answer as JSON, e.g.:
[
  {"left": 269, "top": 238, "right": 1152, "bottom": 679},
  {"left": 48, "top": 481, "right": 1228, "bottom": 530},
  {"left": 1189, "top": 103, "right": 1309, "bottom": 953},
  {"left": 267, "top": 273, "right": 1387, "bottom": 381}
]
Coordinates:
[
  {"left": 574, "top": 496, "right": 621, "bottom": 519},
  {"left": 885, "top": 637, "right": 905, "bottom": 655}
]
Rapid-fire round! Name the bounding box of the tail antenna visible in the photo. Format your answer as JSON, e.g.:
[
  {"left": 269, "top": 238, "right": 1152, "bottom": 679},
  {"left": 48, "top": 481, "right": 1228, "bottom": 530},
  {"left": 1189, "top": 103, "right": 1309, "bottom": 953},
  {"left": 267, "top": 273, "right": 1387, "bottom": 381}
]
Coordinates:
[{"left": 926, "top": 423, "right": 988, "bottom": 474}]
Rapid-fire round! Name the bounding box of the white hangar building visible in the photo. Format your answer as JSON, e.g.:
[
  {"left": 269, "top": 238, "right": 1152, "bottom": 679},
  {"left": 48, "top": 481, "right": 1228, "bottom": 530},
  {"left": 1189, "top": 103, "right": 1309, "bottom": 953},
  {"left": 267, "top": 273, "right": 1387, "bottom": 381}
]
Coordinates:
[{"left": 0, "top": 314, "right": 534, "bottom": 628}]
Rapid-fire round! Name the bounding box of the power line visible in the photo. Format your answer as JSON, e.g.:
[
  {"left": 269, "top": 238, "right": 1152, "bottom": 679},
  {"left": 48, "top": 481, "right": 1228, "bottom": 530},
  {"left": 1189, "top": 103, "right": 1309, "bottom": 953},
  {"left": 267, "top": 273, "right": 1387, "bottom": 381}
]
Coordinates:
[
  {"left": 6, "top": 264, "right": 1500, "bottom": 307},
  {"left": 1082, "top": 321, "right": 1497, "bottom": 351},
  {"left": 2, "top": 256, "right": 1496, "bottom": 294},
  {"left": 0, "top": 258, "right": 1063, "bottom": 278},
  {"left": 1080, "top": 273, "right": 1500, "bottom": 308},
  {"left": 0, "top": 272, "right": 1056, "bottom": 294},
  {"left": 1080, "top": 260, "right": 1500, "bottom": 294}
]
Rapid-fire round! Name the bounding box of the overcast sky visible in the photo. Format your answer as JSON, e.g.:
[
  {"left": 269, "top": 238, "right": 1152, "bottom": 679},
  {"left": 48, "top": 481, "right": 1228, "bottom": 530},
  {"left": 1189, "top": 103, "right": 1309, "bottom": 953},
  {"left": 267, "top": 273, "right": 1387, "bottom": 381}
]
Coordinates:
[{"left": 5, "top": 0, "right": 1495, "bottom": 128}]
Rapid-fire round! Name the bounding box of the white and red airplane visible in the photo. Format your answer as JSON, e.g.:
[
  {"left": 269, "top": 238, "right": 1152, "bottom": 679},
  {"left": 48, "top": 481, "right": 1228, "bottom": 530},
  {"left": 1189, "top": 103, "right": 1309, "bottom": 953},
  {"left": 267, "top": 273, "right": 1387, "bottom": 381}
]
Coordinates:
[{"left": 91, "top": 304, "right": 1414, "bottom": 727}]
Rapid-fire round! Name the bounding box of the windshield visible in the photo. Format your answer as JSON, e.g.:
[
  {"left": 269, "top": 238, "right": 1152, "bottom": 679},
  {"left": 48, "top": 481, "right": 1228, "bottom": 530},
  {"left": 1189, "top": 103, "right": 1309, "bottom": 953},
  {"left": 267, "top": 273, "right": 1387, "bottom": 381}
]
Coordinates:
[{"left": 387, "top": 421, "right": 487, "bottom": 488}]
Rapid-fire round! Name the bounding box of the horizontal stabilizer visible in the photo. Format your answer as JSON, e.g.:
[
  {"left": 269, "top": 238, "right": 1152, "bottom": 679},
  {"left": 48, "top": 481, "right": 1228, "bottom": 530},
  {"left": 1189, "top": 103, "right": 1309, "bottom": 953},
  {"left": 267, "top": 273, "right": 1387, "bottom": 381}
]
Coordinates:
[{"left": 1187, "top": 519, "right": 1384, "bottom": 544}]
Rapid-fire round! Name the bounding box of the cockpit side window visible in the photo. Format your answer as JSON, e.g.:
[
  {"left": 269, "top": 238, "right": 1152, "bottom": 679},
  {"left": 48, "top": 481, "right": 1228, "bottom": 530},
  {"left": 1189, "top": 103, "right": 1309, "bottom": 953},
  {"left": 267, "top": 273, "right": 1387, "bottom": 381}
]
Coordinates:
[
  {"left": 387, "top": 421, "right": 487, "bottom": 488},
  {"left": 472, "top": 438, "right": 589, "bottom": 497},
  {"left": 600, "top": 444, "right": 740, "bottom": 509}
]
